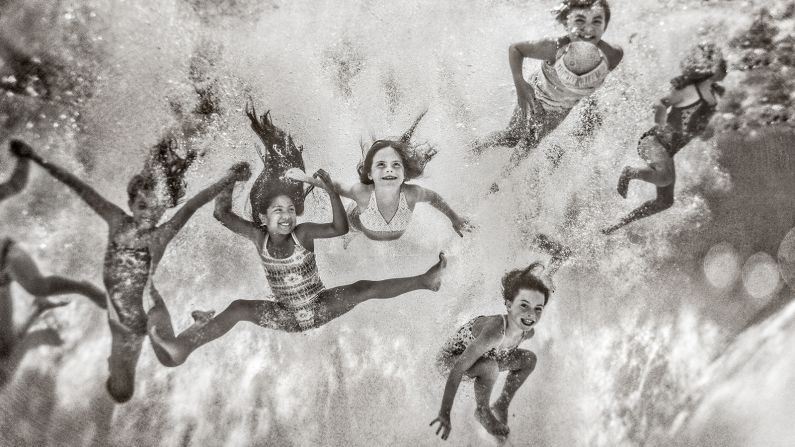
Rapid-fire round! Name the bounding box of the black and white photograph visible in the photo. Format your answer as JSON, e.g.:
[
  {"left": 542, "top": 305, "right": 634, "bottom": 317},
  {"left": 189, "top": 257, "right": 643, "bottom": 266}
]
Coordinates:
[{"left": 1, "top": 0, "right": 795, "bottom": 445}]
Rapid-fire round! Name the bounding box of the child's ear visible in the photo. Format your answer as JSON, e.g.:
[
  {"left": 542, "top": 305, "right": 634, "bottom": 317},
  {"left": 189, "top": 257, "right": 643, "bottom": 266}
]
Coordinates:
[{"left": 367, "top": 172, "right": 373, "bottom": 180}]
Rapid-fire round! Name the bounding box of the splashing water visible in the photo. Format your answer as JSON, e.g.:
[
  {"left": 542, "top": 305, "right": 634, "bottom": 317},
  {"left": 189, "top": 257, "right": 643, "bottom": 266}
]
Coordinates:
[{"left": 2, "top": 0, "right": 795, "bottom": 446}]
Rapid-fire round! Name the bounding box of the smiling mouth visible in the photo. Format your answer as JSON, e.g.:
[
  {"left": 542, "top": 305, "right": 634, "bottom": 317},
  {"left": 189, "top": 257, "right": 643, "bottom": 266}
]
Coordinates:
[
  {"left": 520, "top": 318, "right": 535, "bottom": 327},
  {"left": 381, "top": 176, "right": 398, "bottom": 180}
]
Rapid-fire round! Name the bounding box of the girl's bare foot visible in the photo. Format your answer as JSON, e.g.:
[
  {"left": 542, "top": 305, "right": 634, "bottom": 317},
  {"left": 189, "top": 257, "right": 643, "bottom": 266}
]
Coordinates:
[
  {"left": 617, "top": 167, "right": 632, "bottom": 198},
  {"left": 422, "top": 252, "right": 447, "bottom": 291},
  {"left": 474, "top": 405, "right": 510, "bottom": 437}
]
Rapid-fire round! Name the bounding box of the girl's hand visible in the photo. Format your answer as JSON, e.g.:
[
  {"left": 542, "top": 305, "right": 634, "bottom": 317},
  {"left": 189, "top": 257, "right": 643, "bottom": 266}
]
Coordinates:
[
  {"left": 515, "top": 80, "right": 537, "bottom": 121},
  {"left": 430, "top": 414, "right": 452, "bottom": 440},
  {"left": 10, "top": 140, "right": 34, "bottom": 158},
  {"left": 229, "top": 162, "right": 252, "bottom": 181},
  {"left": 313, "top": 169, "right": 335, "bottom": 192},
  {"left": 283, "top": 167, "right": 311, "bottom": 183},
  {"left": 452, "top": 217, "right": 475, "bottom": 237}
]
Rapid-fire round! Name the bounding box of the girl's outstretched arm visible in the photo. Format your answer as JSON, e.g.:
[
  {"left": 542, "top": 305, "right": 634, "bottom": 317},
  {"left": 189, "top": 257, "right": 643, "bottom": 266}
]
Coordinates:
[
  {"left": 213, "top": 180, "right": 260, "bottom": 243},
  {"left": 295, "top": 169, "right": 348, "bottom": 248},
  {"left": 509, "top": 38, "right": 558, "bottom": 119},
  {"left": 0, "top": 142, "right": 30, "bottom": 202},
  {"left": 160, "top": 162, "right": 252, "bottom": 243},
  {"left": 432, "top": 321, "right": 503, "bottom": 440},
  {"left": 283, "top": 167, "right": 362, "bottom": 201},
  {"left": 412, "top": 185, "right": 473, "bottom": 237},
  {"left": 11, "top": 140, "right": 125, "bottom": 223}
]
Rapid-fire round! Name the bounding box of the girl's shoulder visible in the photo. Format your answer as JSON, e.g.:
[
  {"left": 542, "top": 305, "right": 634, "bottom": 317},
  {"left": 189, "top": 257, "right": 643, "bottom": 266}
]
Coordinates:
[
  {"left": 401, "top": 183, "right": 424, "bottom": 202},
  {"left": 350, "top": 182, "right": 373, "bottom": 201},
  {"left": 470, "top": 315, "right": 505, "bottom": 341}
]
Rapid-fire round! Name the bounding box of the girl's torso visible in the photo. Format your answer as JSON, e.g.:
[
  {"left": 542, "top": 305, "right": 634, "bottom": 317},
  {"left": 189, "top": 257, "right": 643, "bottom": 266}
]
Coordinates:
[
  {"left": 440, "top": 315, "right": 531, "bottom": 361},
  {"left": 647, "top": 81, "right": 720, "bottom": 156},
  {"left": 531, "top": 39, "right": 612, "bottom": 112},
  {"left": 348, "top": 186, "right": 415, "bottom": 241},
  {"left": 258, "top": 231, "right": 325, "bottom": 309}
]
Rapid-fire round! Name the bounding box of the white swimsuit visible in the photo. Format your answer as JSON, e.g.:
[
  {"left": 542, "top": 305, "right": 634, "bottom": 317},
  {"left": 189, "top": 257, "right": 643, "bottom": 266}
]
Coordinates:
[
  {"left": 348, "top": 190, "right": 413, "bottom": 241},
  {"left": 531, "top": 44, "right": 610, "bottom": 112}
]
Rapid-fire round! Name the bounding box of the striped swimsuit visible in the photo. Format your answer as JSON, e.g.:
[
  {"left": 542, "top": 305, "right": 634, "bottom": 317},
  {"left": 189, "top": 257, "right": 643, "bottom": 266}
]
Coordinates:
[{"left": 259, "top": 233, "right": 325, "bottom": 331}]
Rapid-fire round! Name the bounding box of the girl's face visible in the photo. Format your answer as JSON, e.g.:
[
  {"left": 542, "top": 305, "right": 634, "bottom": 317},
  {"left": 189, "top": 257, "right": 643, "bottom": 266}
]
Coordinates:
[
  {"left": 505, "top": 288, "right": 545, "bottom": 331},
  {"left": 260, "top": 195, "right": 297, "bottom": 235},
  {"left": 129, "top": 188, "right": 166, "bottom": 229},
  {"left": 565, "top": 5, "right": 607, "bottom": 44},
  {"left": 368, "top": 146, "right": 405, "bottom": 186}
]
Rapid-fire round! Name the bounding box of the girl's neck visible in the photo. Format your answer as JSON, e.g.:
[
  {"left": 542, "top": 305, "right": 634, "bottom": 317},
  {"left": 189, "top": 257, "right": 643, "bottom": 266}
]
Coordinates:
[
  {"left": 374, "top": 183, "right": 402, "bottom": 200},
  {"left": 503, "top": 315, "right": 526, "bottom": 337},
  {"left": 268, "top": 231, "right": 292, "bottom": 244}
]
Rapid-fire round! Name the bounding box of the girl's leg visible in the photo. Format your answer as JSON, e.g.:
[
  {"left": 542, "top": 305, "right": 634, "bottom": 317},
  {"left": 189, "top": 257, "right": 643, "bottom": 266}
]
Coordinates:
[
  {"left": 617, "top": 139, "right": 675, "bottom": 198},
  {"left": 471, "top": 107, "right": 528, "bottom": 155},
  {"left": 315, "top": 253, "right": 446, "bottom": 326},
  {"left": 148, "top": 299, "right": 297, "bottom": 366},
  {"left": 491, "top": 349, "right": 538, "bottom": 425},
  {"left": 0, "top": 287, "right": 14, "bottom": 358},
  {"left": 465, "top": 357, "right": 509, "bottom": 437},
  {"left": 6, "top": 244, "right": 106, "bottom": 309},
  {"left": 603, "top": 181, "right": 676, "bottom": 235},
  {"left": 105, "top": 322, "right": 144, "bottom": 403}
]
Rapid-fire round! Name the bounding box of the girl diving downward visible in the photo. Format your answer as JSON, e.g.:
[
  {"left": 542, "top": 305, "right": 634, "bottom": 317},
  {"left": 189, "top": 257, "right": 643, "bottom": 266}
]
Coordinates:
[
  {"left": 2, "top": 140, "right": 105, "bottom": 364},
  {"left": 147, "top": 169, "right": 447, "bottom": 365},
  {"left": 287, "top": 111, "right": 473, "bottom": 241},
  {"left": 472, "top": 0, "right": 622, "bottom": 187},
  {"left": 603, "top": 42, "right": 727, "bottom": 234},
  {"left": 431, "top": 263, "right": 548, "bottom": 440},
  {"left": 12, "top": 139, "right": 250, "bottom": 403}
]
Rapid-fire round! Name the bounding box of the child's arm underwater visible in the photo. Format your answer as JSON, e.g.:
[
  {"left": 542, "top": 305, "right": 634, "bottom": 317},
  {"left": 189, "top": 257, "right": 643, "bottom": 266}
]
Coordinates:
[
  {"left": 283, "top": 167, "right": 364, "bottom": 202},
  {"left": 159, "top": 162, "right": 252, "bottom": 243},
  {"left": 508, "top": 38, "right": 558, "bottom": 119},
  {"left": 213, "top": 181, "right": 260, "bottom": 243},
  {"left": 1, "top": 141, "right": 31, "bottom": 202},
  {"left": 294, "top": 169, "right": 348, "bottom": 249},
  {"left": 11, "top": 141, "right": 126, "bottom": 223},
  {"left": 410, "top": 185, "right": 474, "bottom": 237},
  {"left": 596, "top": 40, "right": 624, "bottom": 70},
  {"left": 431, "top": 321, "right": 503, "bottom": 440}
]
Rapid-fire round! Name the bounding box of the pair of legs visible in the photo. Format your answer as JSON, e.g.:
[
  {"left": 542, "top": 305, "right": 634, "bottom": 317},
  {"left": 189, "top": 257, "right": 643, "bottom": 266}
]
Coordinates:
[
  {"left": 148, "top": 253, "right": 447, "bottom": 366},
  {"left": 1, "top": 239, "right": 105, "bottom": 358},
  {"left": 465, "top": 349, "right": 537, "bottom": 437},
  {"left": 603, "top": 136, "right": 676, "bottom": 234},
  {"left": 471, "top": 104, "right": 571, "bottom": 192}
]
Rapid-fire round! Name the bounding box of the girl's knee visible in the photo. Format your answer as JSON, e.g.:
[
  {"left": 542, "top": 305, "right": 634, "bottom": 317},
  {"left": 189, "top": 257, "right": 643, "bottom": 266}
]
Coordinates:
[
  {"left": 518, "top": 350, "right": 537, "bottom": 371},
  {"left": 469, "top": 357, "right": 499, "bottom": 378}
]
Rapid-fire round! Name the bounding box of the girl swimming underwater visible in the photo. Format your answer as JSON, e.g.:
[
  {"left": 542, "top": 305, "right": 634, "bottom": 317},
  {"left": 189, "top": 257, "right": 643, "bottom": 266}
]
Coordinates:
[
  {"left": 287, "top": 111, "right": 473, "bottom": 241},
  {"left": 472, "top": 0, "right": 623, "bottom": 186},
  {"left": 2, "top": 140, "right": 105, "bottom": 363},
  {"left": 430, "top": 263, "right": 549, "bottom": 440},
  {"left": 13, "top": 139, "right": 250, "bottom": 403},
  {"left": 602, "top": 42, "right": 727, "bottom": 234},
  {"left": 147, "top": 169, "right": 447, "bottom": 365}
]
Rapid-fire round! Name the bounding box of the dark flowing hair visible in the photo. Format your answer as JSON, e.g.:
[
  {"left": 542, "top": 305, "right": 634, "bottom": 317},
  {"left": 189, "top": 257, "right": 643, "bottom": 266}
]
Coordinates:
[
  {"left": 670, "top": 42, "right": 727, "bottom": 90},
  {"left": 501, "top": 262, "right": 551, "bottom": 305},
  {"left": 552, "top": 0, "right": 612, "bottom": 29},
  {"left": 127, "top": 137, "right": 197, "bottom": 209}
]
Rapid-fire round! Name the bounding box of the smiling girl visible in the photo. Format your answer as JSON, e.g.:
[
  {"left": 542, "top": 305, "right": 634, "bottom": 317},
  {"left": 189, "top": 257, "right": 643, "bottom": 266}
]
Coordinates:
[
  {"left": 430, "top": 262, "right": 549, "bottom": 440},
  {"left": 287, "top": 111, "right": 472, "bottom": 241},
  {"left": 147, "top": 169, "right": 447, "bottom": 365},
  {"left": 472, "top": 0, "right": 623, "bottom": 181},
  {"left": 13, "top": 139, "right": 250, "bottom": 402}
]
